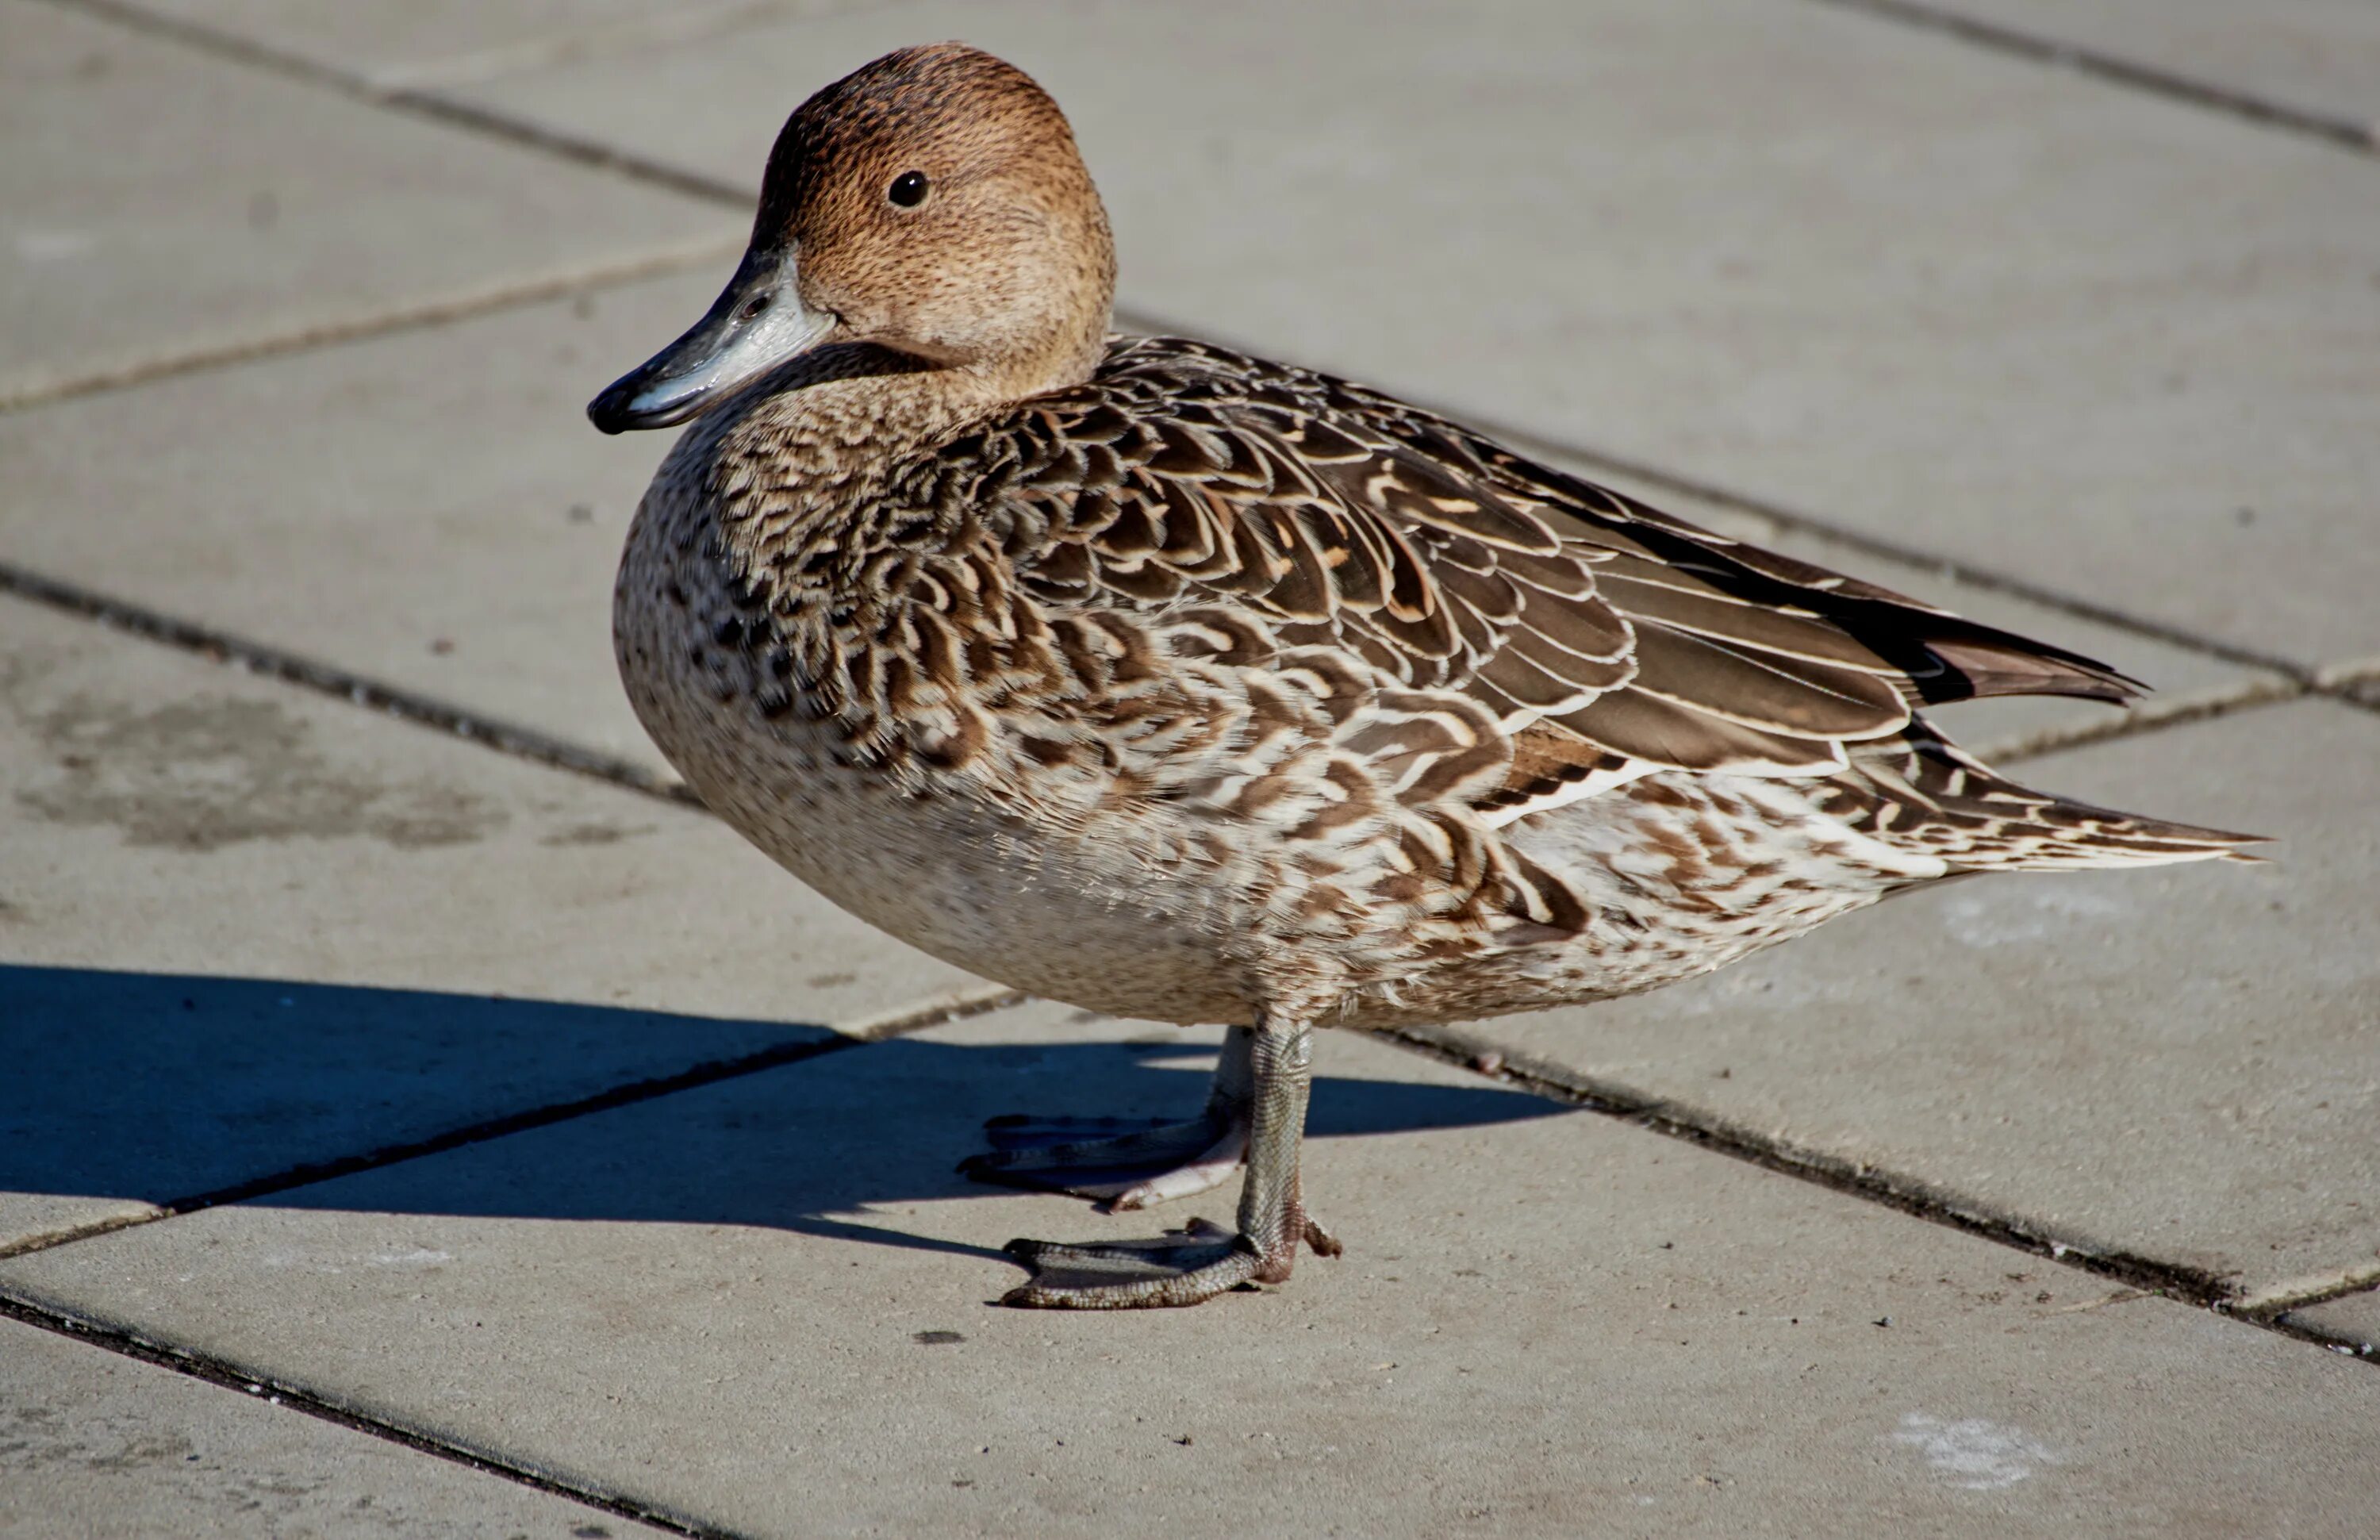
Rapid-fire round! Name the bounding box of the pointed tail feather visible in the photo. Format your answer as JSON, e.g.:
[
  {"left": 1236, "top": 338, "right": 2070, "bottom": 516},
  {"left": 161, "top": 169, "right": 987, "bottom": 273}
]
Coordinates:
[{"left": 1824, "top": 730, "right": 2267, "bottom": 874}]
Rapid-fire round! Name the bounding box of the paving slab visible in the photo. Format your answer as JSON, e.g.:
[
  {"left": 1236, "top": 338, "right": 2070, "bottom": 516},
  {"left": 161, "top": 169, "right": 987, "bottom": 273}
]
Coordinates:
[
  {"left": 0, "top": 278, "right": 2278, "bottom": 787},
  {"left": 126, "top": 0, "right": 881, "bottom": 89},
  {"left": 457, "top": 0, "right": 2380, "bottom": 670},
  {"left": 0, "top": 267, "right": 731, "bottom": 775},
  {"left": 0, "top": 0, "right": 739, "bottom": 408},
  {"left": 0, "top": 595, "right": 985, "bottom": 1255},
  {"left": 2288, "top": 1287, "right": 2380, "bottom": 1357},
  {"left": 0, "top": 1315, "right": 614, "bottom": 1539},
  {"left": 1924, "top": 0, "right": 2380, "bottom": 136},
  {"left": 3, "top": 1004, "right": 2374, "bottom": 1538},
  {"left": 1446, "top": 700, "right": 2378, "bottom": 1302}
]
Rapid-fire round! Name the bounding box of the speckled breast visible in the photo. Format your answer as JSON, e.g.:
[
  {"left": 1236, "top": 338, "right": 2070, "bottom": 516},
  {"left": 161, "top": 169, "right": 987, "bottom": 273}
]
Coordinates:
[{"left": 610, "top": 482, "right": 1260, "bottom": 1027}]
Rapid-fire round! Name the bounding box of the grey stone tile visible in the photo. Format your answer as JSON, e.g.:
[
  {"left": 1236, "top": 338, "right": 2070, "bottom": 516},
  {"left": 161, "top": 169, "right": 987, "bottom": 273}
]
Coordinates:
[
  {"left": 0, "top": 1198, "right": 157, "bottom": 1259},
  {"left": 1445, "top": 700, "right": 2378, "bottom": 1300},
  {"left": 0, "top": 268, "right": 729, "bottom": 775},
  {"left": 3, "top": 1005, "right": 2375, "bottom": 1538},
  {"left": 2287, "top": 1287, "right": 2380, "bottom": 1357},
  {"left": 460, "top": 0, "right": 2380, "bottom": 670},
  {"left": 129, "top": 0, "right": 881, "bottom": 89},
  {"left": 1924, "top": 0, "right": 2380, "bottom": 134},
  {"left": 0, "top": 1315, "right": 612, "bottom": 1539},
  {"left": 0, "top": 0, "right": 738, "bottom": 407},
  {"left": 0, "top": 595, "right": 986, "bottom": 1254}
]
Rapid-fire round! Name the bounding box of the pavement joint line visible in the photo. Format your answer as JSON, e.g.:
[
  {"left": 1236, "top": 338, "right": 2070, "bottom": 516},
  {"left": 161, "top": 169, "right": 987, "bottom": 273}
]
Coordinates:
[
  {"left": 1798, "top": 0, "right": 2380, "bottom": 157},
  {"left": 2237, "top": 1268, "right": 2380, "bottom": 1320},
  {"left": 1966, "top": 674, "right": 2307, "bottom": 766},
  {"left": 0, "top": 1208, "right": 166, "bottom": 1263},
  {"left": 2312, "top": 668, "right": 2380, "bottom": 717},
  {"left": 0, "top": 241, "right": 744, "bottom": 418},
  {"left": 2314, "top": 659, "right": 2380, "bottom": 686},
  {"left": 2327, "top": 683, "right": 2380, "bottom": 716},
  {"left": 839, "top": 985, "right": 1030, "bottom": 1043},
  {"left": 0, "top": 566, "right": 704, "bottom": 811},
  {"left": 1372, "top": 1020, "right": 2380, "bottom": 1367},
  {"left": 377, "top": 88, "right": 751, "bottom": 209},
  {"left": 0, "top": 1289, "right": 739, "bottom": 1538},
  {"left": 0, "top": 989, "right": 1021, "bottom": 1267},
  {"left": 359, "top": 0, "right": 928, "bottom": 94},
  {"left": 44, "top": 0, "right": 759, "bottom": 211}
]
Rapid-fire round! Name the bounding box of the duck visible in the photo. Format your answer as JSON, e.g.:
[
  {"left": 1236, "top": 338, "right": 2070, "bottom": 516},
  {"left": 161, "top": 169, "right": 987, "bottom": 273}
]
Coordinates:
[{"left": 588, "top": 43, "right": 2258, "bottom": 1308}]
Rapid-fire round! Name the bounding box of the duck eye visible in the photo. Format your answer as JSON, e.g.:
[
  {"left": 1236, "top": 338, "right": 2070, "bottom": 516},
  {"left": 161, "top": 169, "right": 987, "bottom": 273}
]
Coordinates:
[{"left": 888, "top": 170, "right": 930, "bottom": 208}]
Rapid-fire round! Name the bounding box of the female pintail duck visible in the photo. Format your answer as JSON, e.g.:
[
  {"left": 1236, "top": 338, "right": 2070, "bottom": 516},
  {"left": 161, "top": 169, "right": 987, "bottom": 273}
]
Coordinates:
[{"left": 589, "top": 44, "right": 2257, "bottom": 1308}]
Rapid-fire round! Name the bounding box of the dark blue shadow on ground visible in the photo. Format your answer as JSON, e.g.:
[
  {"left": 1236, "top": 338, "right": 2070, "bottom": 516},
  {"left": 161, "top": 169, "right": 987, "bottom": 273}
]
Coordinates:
[{"left": 2, "top": 965, "right": 1569, "bottom": 1267}]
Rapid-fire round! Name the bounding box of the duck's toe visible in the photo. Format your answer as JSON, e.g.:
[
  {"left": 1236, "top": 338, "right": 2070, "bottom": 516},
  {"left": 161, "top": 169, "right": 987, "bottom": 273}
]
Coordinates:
[
  {"left": 997, "top": 1214, "right": 1342, "bottom": 1309},
  {"left": 998, "top": 1219, "right": 1258, "bottom": 1308}
]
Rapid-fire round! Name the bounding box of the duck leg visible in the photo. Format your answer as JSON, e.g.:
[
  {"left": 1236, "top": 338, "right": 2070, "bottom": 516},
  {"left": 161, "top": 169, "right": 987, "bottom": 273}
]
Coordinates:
[
  {"left": 999, "top": 1014, "right": 1340, "bottom": 1309},
  {"left": 959, "top": 1025, "right": 1257, "bottom": 1210}
]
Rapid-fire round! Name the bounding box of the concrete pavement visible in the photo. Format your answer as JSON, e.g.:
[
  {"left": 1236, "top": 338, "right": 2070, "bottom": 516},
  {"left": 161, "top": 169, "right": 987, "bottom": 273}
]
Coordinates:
[{"left": 3, "top": 1, "right": 2374, "bottom": 1534}]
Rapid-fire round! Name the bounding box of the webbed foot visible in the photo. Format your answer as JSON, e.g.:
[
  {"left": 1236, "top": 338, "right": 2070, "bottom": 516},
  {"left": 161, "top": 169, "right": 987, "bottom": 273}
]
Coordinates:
[
  {"left": 993, "top": 1019, "right": 1337, "bottom": 1310},
  {"left": 1001, "top": 1217, "right": 1342, "bottom": 1309}
]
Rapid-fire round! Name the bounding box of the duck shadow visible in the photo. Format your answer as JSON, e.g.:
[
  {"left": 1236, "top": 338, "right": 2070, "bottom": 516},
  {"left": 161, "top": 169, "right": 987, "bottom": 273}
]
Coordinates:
[{"left": 2, "top": 965, "right": 1569, "bottom": 1273}]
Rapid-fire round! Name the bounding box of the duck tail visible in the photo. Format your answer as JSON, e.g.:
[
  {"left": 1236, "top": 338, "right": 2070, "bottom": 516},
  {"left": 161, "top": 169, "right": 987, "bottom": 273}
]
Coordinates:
[{"left": 1829, "top": 728, "right": 2266, "bottom": 874}]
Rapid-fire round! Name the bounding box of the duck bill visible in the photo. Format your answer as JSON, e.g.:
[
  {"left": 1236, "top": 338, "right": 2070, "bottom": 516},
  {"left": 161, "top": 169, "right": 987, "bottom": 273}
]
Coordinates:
[{"left": 586, "top": 247, "right": 835, "bottom": 433}]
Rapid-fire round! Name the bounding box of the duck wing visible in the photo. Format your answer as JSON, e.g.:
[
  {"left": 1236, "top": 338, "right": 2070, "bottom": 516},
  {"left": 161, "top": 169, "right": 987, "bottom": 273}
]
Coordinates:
[{"left": 960, "top": 336, "right": 2136, "bottom": 816}]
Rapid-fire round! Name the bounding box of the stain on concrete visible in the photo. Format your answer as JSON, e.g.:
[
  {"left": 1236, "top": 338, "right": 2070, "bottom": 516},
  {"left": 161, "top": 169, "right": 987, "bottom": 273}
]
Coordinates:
[
  {"left": 9, "top": 673, "right": 505, "bottom": 852},
  {"left": 1890, "top": 1413, "right": 2059, "bottom": 1491},
  {"left": 539, "top": 821, "right": 654, "bottom": 847},
  {"left": 0, "top": 1399, "right": 432, "bottom": 1530},
  {"left": 2, "top": 1400, "right": 193, "bottom": 1474}
]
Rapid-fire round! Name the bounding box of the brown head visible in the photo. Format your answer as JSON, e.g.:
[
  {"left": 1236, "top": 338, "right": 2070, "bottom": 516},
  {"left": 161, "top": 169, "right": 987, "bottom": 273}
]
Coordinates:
[{"left": 589, "top": 44, "right": 1115, "bottom": 433}]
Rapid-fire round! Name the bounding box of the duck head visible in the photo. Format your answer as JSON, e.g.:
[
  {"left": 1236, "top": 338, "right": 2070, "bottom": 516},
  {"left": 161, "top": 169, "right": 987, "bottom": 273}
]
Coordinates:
[{"left": 588, "top": 44, "right": 1116, "bottom": 434}]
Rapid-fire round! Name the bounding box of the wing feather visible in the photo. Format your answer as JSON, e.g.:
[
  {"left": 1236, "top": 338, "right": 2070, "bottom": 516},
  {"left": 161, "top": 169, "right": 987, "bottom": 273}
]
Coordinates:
[{"left": 958, "top": 337, "right": 2142, "bottom": 812}]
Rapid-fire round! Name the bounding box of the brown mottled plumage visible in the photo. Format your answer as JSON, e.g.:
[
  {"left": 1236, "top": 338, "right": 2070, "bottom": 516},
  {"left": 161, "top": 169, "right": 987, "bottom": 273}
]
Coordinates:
[{"left": 591, "top": 44, "right": 2258, "bottom": 1308}]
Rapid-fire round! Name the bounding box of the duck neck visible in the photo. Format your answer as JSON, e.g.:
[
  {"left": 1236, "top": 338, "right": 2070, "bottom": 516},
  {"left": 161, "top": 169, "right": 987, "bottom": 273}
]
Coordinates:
[{"left": 689, "top": 348, "right": 1071, "bottom": 586}]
